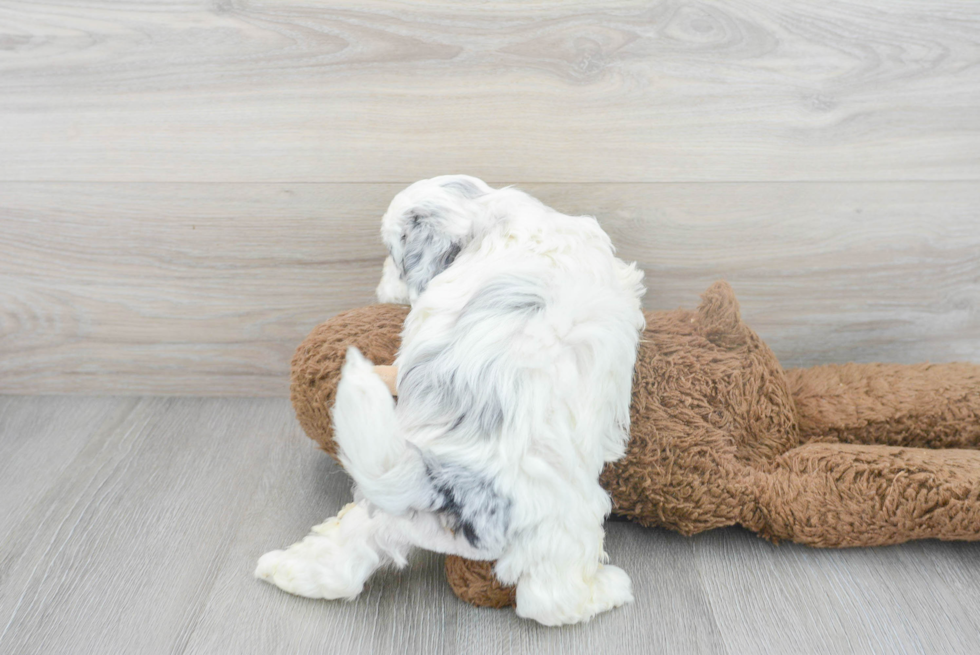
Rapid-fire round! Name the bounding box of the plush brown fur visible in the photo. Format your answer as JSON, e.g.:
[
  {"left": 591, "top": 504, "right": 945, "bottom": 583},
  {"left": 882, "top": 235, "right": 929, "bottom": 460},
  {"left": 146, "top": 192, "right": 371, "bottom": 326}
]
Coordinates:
[{"left": 291, "top": 281, "right": 980, "bottom": 608}]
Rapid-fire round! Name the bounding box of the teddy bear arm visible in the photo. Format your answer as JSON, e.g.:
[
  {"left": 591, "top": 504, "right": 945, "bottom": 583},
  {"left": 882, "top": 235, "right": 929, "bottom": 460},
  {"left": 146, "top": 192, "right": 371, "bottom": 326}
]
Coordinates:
[
  {"left": 290, "top": 304, "right": 408, "bottom": 461},
  {"left": 786, "top": 362, "right": 980, "bottom": 450},
  {"left": 750, "top": 442, "right": 980, "bottom": 547}
]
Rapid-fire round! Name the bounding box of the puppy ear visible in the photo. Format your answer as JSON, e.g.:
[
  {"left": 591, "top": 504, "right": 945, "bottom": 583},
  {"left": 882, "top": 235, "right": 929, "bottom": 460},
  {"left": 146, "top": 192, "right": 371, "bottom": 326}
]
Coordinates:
[{"left": 401, "top": 210, "right": 463, "bottom": 297}]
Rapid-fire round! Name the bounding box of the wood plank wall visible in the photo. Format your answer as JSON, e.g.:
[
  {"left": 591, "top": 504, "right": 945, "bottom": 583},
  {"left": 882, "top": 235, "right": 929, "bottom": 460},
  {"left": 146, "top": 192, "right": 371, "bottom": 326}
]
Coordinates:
[{"left": 1, "top": 1, "right": 978, "bottom": 395}]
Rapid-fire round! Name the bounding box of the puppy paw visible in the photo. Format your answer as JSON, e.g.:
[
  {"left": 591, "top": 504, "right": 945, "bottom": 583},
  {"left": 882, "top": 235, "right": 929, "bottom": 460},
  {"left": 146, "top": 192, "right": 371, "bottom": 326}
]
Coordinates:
[
  {"left": 586, "top": 564, "right": 634, "bottom": 615},
  {"left": 255, "top": 508, "right": 381, "bottom": 600},
  {"left": 254, "top": 548, "right": 287, "bottom": 581},
  {"left": 515, "top": 564, "right": 633, "bottom": 626}
]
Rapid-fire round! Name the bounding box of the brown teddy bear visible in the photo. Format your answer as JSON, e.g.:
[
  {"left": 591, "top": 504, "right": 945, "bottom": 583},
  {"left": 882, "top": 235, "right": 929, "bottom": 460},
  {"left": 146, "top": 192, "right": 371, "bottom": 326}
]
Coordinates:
[{"left": 290, "top": 281, "right": 980, "bottom": 609}]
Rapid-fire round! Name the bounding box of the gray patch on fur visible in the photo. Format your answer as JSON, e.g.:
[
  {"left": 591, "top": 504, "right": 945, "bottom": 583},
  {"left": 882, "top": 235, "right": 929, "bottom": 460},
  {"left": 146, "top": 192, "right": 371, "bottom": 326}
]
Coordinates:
[
  {"left": 399, "top": 207, "right": 462, "bottom": 295},
  {"left": 399, "top": 352, "right": 507, "bottom": 437},
  {"left": 398, "top": 275, "right": 546, "bottom": 440},
  {"left": 457, "top": 278, "right": 546, "bottom": 320},
  {"left": 422, "top": 455, "right": 510, "bottom": 550}
]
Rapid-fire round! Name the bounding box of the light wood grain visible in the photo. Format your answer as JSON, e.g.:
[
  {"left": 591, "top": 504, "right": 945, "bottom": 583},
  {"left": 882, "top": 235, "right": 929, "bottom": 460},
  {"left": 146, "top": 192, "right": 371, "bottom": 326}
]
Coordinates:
[
  {"left": 0, "top": 396, "right": 136, "bottom": 545},
  {"left": 696, "top": 529, "right": 980, "bottom": 654},
  {"left": 2, "top": 181, "right": 978, "bottom": 395},
  {"left": 0, "top": 1, "right": 978, "bottom": 183},
  {"left": 2, "top": 0, "right": 978, "bottom": 396},
  {"left": 0, "top": 182, "right": 388, "bottom": 395},
  {"left": 550, "top": 182, "right": 980, "bottom": 368},
  {"left": 1, "top": 395, "right": 978, "bottom": 654},
  {"left": 0, "top": 396, "right": 294, "bottom": 654}
]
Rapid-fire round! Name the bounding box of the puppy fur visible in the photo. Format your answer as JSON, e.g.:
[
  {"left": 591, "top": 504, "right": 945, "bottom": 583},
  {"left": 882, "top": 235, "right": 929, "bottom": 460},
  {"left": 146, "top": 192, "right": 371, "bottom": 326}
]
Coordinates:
[{"left": 256, "top": 175, "right": 646, "bottom": 625}]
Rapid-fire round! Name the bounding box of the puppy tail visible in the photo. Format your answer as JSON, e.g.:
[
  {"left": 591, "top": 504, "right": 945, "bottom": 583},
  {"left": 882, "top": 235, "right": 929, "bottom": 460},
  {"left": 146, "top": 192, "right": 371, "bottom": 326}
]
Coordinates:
[{"left": 332, "top": 347, "right": 429, "bottom": 515}]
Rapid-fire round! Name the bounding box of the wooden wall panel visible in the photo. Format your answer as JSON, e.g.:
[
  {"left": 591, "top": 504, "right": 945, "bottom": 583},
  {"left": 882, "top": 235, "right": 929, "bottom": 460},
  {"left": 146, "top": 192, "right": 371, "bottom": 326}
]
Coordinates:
[
  {"left": 1, "top": 0, "right": 977, "bottom": 394},
  {"left": 0, "top": 1, "right": 978, "bottom": 183},
  {"left": 2, "top": 181, "right": 977, "bottom": 395}
]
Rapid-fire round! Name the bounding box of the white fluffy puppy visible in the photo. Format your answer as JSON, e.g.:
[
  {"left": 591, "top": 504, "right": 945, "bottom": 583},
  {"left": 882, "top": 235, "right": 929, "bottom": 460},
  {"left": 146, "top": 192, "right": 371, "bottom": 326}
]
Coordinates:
[{"left": 256, "top": 175, "right": 646, "bottom": 625}]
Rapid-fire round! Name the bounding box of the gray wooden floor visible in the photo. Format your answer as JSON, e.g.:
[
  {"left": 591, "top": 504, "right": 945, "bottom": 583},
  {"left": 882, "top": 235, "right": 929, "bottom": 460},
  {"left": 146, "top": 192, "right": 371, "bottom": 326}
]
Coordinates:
[{"left": 2, "top": 395, "right": 978, "bottom": 655}]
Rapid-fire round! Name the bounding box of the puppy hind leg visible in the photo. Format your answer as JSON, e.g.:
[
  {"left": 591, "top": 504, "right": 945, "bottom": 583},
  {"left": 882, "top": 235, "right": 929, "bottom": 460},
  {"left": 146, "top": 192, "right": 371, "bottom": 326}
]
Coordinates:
[
  {"left": 507, "top": 514, "right": 633, "bottom": 626},
  {"left": 255, "top": 500, "right": 410, "bottom": 600},
  {"left": 381, "top": 509, "right": 501, "bottom": 562}
]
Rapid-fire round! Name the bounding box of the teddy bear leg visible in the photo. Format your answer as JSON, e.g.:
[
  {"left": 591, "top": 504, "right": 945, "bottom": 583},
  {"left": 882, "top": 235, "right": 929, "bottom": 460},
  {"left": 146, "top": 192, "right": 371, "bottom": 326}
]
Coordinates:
[
  {"left": 496, "top": 511, "right": 634, "bottom": 626},
  {"left": 750, "top": 442, "right": 980, "bottom": 547},
  {"left": 786, "top": 362, "right": 980, "bottom": 449},
  {"left": 255, "top": 499, "right": 402, "bottom": 600}
]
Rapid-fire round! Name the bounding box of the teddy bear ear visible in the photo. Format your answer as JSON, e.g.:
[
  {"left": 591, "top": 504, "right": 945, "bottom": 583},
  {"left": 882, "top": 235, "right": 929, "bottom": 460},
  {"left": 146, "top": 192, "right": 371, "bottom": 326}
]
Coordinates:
[{"left": 696, "top": 280, "right": 749, "bottom": 350}]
